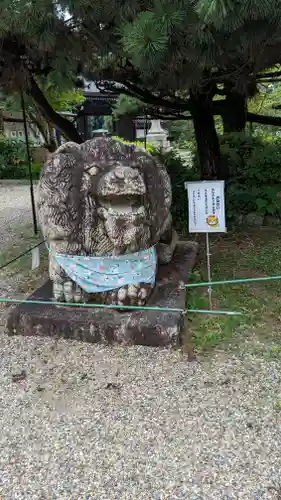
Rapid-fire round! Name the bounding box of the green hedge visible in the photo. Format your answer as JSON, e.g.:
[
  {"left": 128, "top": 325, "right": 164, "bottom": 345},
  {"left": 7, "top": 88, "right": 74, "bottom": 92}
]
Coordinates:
[
  {"left": 220, "top": 132, "right": 281, "bottom": 223},
  {"left": 0, "top": 161, "right": 42, "bottom": 179},
  {"left": 0, "top": 136, "right": 42, "bottom": 179},
  {"left": 191, "top": 132, "right": 281, "bottom": 224}
]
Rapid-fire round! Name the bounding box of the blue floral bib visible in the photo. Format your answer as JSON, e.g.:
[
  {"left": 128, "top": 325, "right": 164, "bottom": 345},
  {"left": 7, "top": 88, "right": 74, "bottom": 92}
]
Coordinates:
[{"left": 53, "top": 247, "right": 157, "bottom": 293}]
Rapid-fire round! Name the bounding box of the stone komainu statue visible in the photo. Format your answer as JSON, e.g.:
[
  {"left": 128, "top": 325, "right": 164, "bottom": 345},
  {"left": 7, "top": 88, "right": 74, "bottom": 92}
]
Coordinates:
[{"left": 37, "top": 137, "right": 178, "bottom": 306}]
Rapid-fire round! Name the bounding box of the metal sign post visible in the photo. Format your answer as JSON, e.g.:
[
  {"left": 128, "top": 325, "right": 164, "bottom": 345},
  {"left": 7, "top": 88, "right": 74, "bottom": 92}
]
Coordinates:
[
  {"left": 20, "top": 90, "right": 38, "bottom": 235},
  {"left": 185, "top": 180, "right": 226, "bottom": 309},
  {"left": 205, "top": 232, "right": 212, "bottom": 309},
  {"left": 144, "top": 114, "right": 148, "bottom": 150}
]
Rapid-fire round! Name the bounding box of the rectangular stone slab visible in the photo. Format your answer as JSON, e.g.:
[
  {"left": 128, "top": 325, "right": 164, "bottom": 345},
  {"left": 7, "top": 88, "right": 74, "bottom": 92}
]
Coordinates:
[{"left": 6, "top": 241, "right": 198, "bottom": 347}]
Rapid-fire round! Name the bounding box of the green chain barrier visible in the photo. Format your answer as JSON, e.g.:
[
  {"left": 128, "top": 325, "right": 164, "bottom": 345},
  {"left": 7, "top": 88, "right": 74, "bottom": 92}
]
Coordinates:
[
  {"left": 187, "top": 308, "right": 242, "bottom": 316},
  {"left": 185, "top": 274, "right": 281, "bottom": 289},
  {"left": 0, "top": 297, "right": 242, "bottom": 316},
  {"left": 0, "top": 297, "right": 182, "bottom": 313}
]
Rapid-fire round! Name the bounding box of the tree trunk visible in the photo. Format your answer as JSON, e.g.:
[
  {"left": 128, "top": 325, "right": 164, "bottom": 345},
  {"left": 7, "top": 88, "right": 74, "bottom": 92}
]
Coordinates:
[
  {"left": 0, "top": 110, "right": 4, "bottom": 135},
  {"left": 115, "top": 116, "right": 136, "bottom": 141},
  {"left": 190, "top": 90, "right": 222, "bottom": 180},
  {"left": 223, "top": 84, "right": 247, "bottom": 133},
  {"left": 27, "top": 77, "right": 82, "bottom": 144}
]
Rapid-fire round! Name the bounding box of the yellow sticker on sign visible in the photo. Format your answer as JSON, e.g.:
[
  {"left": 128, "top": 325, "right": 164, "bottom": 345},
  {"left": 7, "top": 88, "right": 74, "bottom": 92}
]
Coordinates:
[{"left": 206, "top": 215, "right": 219, "bottom": 228}]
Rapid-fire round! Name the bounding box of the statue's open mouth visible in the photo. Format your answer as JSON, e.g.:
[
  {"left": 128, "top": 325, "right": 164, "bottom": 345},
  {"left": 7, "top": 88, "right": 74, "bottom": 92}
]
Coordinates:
[{"left": 99, "top": 194, "right": 146, "bottom": 215}]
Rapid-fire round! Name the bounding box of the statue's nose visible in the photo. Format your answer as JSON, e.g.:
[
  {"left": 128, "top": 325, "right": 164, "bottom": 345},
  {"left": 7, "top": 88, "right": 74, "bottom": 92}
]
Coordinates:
[{"left": 97, "top": 166, "right": 146, "bottom": 196}]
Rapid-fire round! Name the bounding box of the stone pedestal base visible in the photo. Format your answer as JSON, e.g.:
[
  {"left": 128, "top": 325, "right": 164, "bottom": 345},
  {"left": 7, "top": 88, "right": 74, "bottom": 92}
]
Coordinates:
[{"left": 6, "top": 241, "right": 198, "bottom": 347}]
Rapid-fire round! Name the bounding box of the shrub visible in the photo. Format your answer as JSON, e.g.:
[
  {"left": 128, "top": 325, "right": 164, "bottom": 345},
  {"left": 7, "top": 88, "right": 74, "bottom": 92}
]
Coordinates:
[
  {"left": 219, "top": 132, "right": 281, "bottom": 184},
  {"left": 191, "top": 131, "right": 281, "bottom": 224},
  {"left": 0, "top": 137, "right": 27, "bottom": 178},
  {"left": 221, "top": 133, "right": 281, "bottom": 222},
  {"left": 112, "top": 135, "right": 156, "bottom": 154},
  {"left": 31, "top": 162, "right": 43, "bottom": 179},
  {"left": 0, "top": 136, "right": 40, "bottom": 179}
]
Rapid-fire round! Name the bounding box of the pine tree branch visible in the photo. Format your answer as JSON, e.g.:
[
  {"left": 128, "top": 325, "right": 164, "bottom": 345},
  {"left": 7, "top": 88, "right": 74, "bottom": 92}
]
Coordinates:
[
  {"left": 258, "top": 78, "right": 281, "bottom": 83},
  {"left": 152, "top": 113, "right": 192, "bottom": 120},
  {"left": 256, "top": 71, "right": 281, "bottom": 80},
  {"left": 123, "top": 81, "right": 190, "bottom": 111},
  {"left": 94, "top": 69, "right": 192, "bottom": 112},
  {"left": 246, "top": 111, "right": 281, "bottom": 126}
]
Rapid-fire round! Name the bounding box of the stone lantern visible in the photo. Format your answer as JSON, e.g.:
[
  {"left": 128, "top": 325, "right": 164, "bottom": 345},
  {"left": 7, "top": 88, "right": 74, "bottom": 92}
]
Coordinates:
[{"left": 146, "top": 119, "right": 170, "bottom": 151}]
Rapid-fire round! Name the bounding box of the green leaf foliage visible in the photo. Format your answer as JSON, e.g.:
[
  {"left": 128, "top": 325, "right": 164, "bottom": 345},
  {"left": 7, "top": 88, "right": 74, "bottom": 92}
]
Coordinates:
[
  {"left": 122, "top": 11, "right": 169, "bottom": 78},
  {"left": 192, "top": 131, "right": 281, "bottom": 222},
  {"left": 3, "top": 0, "right": 281, "bottom": 98},
  {"left": 113, "top": 94, "right": 142, "bottom": 118},
  {"left": 3, "top": 0, "right": 281, "bottom": 172},
  {"left": 0, "top": 135, "right": 42, "bottom": 179}
]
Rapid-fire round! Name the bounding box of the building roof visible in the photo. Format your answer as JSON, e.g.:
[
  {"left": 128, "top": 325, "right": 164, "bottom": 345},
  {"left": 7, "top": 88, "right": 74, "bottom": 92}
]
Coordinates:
[{"left": 82, "top": 79, "right": 124, "bottom": 94}]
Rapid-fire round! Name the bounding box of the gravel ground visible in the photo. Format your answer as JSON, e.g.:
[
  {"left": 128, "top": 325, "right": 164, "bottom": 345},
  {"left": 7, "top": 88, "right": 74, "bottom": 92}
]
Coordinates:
[
  {"left": 0, "top": 182, "right": 42, "bottom": 300},
  {"left": 0, "top": 338, "right": 280, "bottom": 499},
  {"left": 0, "top": 184, "right": 281, "bottom": 499},
  {"left": 0, "top": 182, "right": 35, "bottom": 248}
]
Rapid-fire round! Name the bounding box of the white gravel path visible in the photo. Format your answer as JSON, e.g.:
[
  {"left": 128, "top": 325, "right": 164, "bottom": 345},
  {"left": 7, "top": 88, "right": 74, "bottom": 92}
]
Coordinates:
[
  {"left": 0, "top": 183, "right": 281, "bottom": 498},
  {"left": 0, "top": 338, "right": 280, "bottom": 499},
  {"left": 0, "top": 181, "right": 41, "bottom": 300},
  {"left": 0, "top": 182, "right": 35, "bottom": 248}
]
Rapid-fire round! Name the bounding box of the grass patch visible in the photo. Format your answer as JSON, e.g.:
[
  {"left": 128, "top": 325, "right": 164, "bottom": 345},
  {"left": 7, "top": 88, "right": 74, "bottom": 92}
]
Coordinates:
[{"left": 186, "top": 229, "right": 281, "bottom": 354}]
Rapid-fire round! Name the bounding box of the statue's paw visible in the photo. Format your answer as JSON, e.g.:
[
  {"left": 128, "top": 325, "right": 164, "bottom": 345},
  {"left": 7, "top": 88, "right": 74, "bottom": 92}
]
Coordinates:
[
  {"left": 107, "top": 286, "right": 128, "bottom": 306},
  {"left": 53, "top": 282, "right": 64, "bottom": 301},
  {"left": 73, "top": 284, "right": 84, "bottom": 303},
  {"left": 53, "top": 280, "right": 84, "bottom": 303},
  {"left": 110, "top": 284, "right": 154, "bottom": 307}
]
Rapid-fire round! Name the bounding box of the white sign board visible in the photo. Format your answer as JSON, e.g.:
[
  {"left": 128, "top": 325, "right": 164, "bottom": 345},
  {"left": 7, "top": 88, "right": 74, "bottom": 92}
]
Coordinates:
[{"left": 184, "top": 180, "right": 226, "bottom": 233}]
